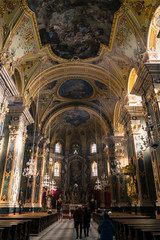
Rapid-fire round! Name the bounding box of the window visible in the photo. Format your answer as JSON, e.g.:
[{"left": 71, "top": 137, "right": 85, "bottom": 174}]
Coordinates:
[
  {"left": 90, "top": 143, "right": 97, "bottom": 153},
  {"left": 92, "top": 161, "right": 98, "bottom": 176},
  {"left": 54, "top": 162, "right": 60, "bottom": 177},
  {"left": 55, "top": 142, "right": 61, "bottom": 153}
]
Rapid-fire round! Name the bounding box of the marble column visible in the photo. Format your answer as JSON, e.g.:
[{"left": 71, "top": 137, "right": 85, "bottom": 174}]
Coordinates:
[
  {"left": 131, "top": 63, "right": 160, "bottom": 212},
  {"left": 0, "top": 106, "right": 33, "bottom": 214},
  {"left": 0, "top": 88, "right": 9, "bottom": 153}
]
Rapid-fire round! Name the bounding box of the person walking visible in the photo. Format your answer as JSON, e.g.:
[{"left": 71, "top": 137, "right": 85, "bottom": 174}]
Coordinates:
[
  {"left": 60, "top": 207, "right": 63, "bottom": 220},
  {"left": 98, "top": 211, "right": 116, "bottom": 240},
  {"left": 73, "top": 205, "right": 84, "bottom": 239},
  {"left": 84, "top": 207, "right": 91, "bottom": 237}
]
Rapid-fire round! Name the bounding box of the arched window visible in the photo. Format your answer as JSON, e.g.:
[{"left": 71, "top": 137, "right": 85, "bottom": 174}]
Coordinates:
[
  {"left": 54, "top": 162, "right": 60, "bottom": 177},
  {"left": 92, "top": 161, "right": 98, "bottom": 176},
  {"left": 90, "top": 143, "right": 97, "bottom": 153},
  {"left": 55, "top": 142, "right": 62, "bottom": 153}
]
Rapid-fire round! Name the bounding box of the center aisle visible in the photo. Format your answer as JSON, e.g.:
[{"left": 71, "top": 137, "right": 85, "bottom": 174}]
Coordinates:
[{"left": 30, "top": 219, "right": 99, "bottom": 240}]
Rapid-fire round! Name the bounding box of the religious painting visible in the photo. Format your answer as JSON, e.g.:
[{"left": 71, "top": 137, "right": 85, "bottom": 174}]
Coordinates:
[
  {"left": 70, "top": 160, "right": 83, "bottom": 186},
  {"left": 28, "top": 0, "right": 121, "bottom": 59},
  {"left": 62, "top": 109, "right": 90, "bottom": 126},
  {"left": 59, "top": 79, "right": 93, "bottom": 99}
]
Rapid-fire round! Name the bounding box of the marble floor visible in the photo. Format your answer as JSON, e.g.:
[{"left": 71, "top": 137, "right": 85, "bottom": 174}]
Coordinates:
[{"left": 30, "top": 219, "right": 99, "bottom": 240}]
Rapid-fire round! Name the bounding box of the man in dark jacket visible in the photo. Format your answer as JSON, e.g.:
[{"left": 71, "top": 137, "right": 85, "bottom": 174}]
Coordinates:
[
  {"left": 84, "top": 207, "right": 91, "bottom": 237},
  {"left": 73, "top": 205, "right": 84, "bottom": 239}
]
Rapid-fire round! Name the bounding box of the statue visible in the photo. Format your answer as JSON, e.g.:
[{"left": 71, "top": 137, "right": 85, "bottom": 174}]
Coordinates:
[{"left": 73, "top": 184, "right": 79, "bottom": 204}]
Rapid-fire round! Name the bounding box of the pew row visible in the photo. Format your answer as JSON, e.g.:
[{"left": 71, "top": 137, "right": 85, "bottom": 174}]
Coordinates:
[{"left": 0, "top": 212, "right": 58, "bottom": 239}]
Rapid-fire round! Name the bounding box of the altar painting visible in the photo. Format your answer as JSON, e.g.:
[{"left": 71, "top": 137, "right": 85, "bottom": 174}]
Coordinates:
[{"left": 69, "top": 160, "right": 83, "bottom": 186}]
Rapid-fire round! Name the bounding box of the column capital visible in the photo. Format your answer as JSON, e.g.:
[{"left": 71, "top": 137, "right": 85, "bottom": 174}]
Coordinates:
[
  {"left": 9, "top": 125, "right": 23, "bottom": 135},
  {"left": 8, "top": 104, "right": 34, "bottom": 127}
]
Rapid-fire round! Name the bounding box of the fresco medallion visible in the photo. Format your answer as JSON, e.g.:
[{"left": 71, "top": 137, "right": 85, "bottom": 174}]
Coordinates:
[
  {"left": 62, "top": 109, "right": 90, "bottom": 126},
  {"left": 59, "top": 79, "right": 93, "bottom": 99}
]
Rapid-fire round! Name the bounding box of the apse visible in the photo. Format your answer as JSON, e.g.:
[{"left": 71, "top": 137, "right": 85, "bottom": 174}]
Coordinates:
[
  {"left": 59, "top": 79, "right": 93, "bottom": 99},
  {"left": 28, "top": 0, "right": 121, "bottom": 59}
]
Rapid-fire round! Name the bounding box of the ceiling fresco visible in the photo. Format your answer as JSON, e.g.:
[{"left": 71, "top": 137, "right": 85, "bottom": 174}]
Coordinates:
[
  {"left": 59, "top": 79, "right": 93, "bottom": 99},
  {"left": 28, "top": 0, "right": 121, "bottom": 59},
  {"left": 62, "top": 109, "right": 90, "bottom": 127},
  {"left": 1, "top": 0, "right": 159, "bottom": 147}
]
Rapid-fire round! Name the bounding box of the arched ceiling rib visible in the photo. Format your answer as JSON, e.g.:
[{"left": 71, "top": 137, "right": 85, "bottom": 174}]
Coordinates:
[
  {"left": 41, "top": 104, "right": 111, "bottom": 136},
  {"left": 25, "top": 63, "right": 124, "bottom": 103}
]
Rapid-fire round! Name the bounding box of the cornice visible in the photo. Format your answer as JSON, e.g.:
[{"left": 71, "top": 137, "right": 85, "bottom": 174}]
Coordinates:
[
  {"left": 0, "top": 65, "right": 19, "bottom": 96},
  {"left": 131, "top": 63, "right": 153, "bottom": 96}
]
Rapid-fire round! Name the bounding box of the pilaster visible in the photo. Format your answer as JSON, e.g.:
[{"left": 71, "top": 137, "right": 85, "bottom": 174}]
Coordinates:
[
  {"left": 0, "top": 104, "right": 33, "bottom": 214},
  {"left": 131, "top": 63, "right": 160, "bottom": 210}
]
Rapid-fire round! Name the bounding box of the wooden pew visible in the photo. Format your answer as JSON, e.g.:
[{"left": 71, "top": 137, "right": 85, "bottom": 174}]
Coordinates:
[
  {"left": 152, "top": 232, "right": 160, "bottom": 240},
  {"left": 112, "top": 218, "right": 160, "bottom": 240},
  {"left": 0, "top": 219, "right": 32, "bottom": 240},
  {"left": 0, "top": 212, "right": 58, "bottom": 235}
]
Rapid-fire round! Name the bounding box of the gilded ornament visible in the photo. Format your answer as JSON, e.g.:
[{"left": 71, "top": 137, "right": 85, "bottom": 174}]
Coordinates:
[
  {"left": 0, "top": 6, "right": 5, "bottom": 17},
  {"left": 5, "top": 171, "right": 11, "bottom": 179},
  {"left": 130, "top": 1, "right": 155, "bottom": 18},
  {"left": 20, "top": 0, "right": 28, "bottom": 9},
  {"left": 24, "top": 28, "right": 34, "bottom": 46},
  {"left": 144, "top": 4, "right": 155, "bottom": 19},
  {"left": 2, "top": 195, "right": 6, "bottom": 200},
  {"left": 130, "top": 1, "right": 145, "bottom": 15},
  {"left": 9, "top": 125, "right": 23, "bottom": 134},
  {"left": 0, "top": 51, "right": 14, "bottom": 76},
  {"left": 0, "top": 0, "right": 17, "bottom": 16}
]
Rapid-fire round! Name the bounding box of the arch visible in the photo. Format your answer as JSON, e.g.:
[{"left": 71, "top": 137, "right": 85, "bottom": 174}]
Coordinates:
[
  {"left": 113, "top": 101, "right": 124, "bottom": 135},
  {"left": 13, "top": 68, "right": 23, "bottom": 94},
  {"left": 42, "top": 105, "right": 110, "bottom": 136},
  {"left": 128, "top": 68, "right": 138, "bottom": 94},
  {"left": 25, "top": 63, "right": 124, "bottom": 103},
  {"left": 147, "top": 6, "right": 160, "bottom": 61}
]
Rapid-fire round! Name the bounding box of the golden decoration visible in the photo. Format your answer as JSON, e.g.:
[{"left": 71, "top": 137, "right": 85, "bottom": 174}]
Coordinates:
[
  {"left": 0, "top": 6, "right": 5, "bottom": 17},
  {"left": 123, "top": 158, "right": 138, "bottom": 204},
  {"left": 24, "top": 28, "right": 34, "bottom": 46},
  {"left": 130, "top": 1, "right": 155, "bottom": 18},
  {"left": 5, "top": 171, "right": 11, "bottom": 179},
  {"left": 0, "top": 51, "right": 14, "bottom": 76},
  {"left": 2, "top": 195, "right": 7, "bottom": 200},
  {"left": 9, "top": 125, "right": 23, "bottom": 134}
]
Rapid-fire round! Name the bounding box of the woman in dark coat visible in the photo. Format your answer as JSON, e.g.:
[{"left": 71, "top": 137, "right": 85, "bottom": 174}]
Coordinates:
[
  {"left": 84, "top": 207, "right": 91, "bottom": 237},
  {"left": 98, "top": 211, "right": 116, "bottom": 240}
]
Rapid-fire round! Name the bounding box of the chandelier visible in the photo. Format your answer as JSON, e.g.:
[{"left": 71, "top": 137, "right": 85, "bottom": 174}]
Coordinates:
[
  {"left": 41, "top": 173, "right": 57, "bottom": 192},
  {"left": 50, "top": 179, "right": 57, "bottom": 191},
  {"left": 41, "top": 173, "right": 50, "bottom": 188},
  {"left": 94, "top": 174, "right": 110, "bottom": 190},
  {"left": 23, "top": 155, "right": 38, "bottom": 178}
]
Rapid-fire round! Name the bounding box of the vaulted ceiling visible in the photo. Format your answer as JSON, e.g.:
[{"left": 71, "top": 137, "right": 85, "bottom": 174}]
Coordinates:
[{"left": 1, "top": 0, "right": 159, "bottom": 145}]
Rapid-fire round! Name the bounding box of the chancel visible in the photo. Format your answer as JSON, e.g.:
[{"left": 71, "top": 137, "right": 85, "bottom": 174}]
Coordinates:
[{"left": 0, "top": 0, "right": 160, "bottom": 239}]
